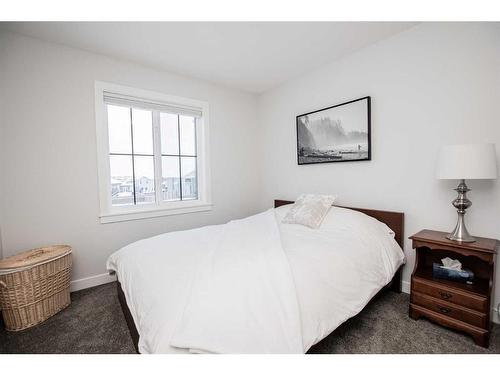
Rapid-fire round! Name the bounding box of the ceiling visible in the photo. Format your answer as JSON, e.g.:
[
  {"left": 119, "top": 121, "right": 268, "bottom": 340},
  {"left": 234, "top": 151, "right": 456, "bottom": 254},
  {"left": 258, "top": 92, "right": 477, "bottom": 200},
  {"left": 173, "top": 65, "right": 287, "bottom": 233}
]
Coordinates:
[{"left": 2, "top": 22, "right": 417, "bottom": 93}]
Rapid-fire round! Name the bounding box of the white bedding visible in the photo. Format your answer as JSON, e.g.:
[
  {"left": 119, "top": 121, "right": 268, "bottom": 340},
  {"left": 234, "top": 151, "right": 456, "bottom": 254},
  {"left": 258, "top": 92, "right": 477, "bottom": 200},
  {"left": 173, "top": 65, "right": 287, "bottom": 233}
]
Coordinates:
[{"left": 106, "top": 205, "right": 405, "bottom": 354}]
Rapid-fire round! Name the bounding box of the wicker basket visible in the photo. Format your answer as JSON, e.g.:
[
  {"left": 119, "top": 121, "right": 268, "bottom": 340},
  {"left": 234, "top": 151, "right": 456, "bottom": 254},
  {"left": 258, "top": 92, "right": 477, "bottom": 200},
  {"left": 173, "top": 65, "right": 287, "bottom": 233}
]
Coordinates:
[{"left": 0, "top": 245, "right": 72, "bottom": 331}]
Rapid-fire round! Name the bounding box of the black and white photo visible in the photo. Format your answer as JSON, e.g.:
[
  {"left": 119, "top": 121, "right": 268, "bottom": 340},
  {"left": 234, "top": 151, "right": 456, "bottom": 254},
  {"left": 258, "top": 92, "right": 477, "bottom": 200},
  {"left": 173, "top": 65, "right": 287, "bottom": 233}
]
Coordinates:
[{"left": 297, "top": 96, "right": 371, "bottom": 164}]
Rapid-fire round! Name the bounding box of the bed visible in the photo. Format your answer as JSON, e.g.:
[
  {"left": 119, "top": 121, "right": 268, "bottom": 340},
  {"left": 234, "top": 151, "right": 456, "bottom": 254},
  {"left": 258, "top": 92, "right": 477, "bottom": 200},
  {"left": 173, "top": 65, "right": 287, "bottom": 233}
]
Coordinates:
[{"left": 109, "top": 199, "right": 405, "bottom": 354}]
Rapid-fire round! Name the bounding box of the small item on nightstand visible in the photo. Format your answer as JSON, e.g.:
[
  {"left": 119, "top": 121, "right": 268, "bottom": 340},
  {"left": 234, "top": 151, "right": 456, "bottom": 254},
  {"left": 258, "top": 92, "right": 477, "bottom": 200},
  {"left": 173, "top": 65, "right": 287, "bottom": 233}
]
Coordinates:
[
  {"left": 441, "top": 257, "right": 461, "bottom": 270},
  {"left": 432, "top": 261, "right": 474, "bottom": 284},
  {"left": 432, "top": 257, "right": 474, "bottom": 283}
]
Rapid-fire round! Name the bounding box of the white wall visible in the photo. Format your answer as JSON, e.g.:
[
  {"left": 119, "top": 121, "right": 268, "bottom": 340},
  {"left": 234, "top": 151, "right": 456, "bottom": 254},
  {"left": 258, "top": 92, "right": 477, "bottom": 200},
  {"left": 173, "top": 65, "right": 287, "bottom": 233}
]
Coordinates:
[
  {"left": 0, "top": 31, "right": 261, "bottom": 288},
  {"left": 1, "top": 24, "right": 499, "bottom": 320},
  {"left": 257, "top": 23, "right": 500, "bottom": 316}
]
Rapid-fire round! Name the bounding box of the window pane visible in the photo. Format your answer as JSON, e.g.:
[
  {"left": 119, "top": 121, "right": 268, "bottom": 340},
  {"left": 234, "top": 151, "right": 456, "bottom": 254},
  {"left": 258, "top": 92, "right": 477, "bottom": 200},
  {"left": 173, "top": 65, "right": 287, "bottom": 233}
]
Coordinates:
[
  {"left": 107, "top": 105, "right": 131, "bottom": 154},
  {"left": 160, "top": 113, "right": 179, "bottom": 155},
  {"left": 161, "top": 156, "right": 180, "bottom": 201},
  {"left": 134, "top": 156, "right": 155, "bottom": 205},
  {"left": 179, "top": 115, "right": 196, "bottom": 156},
  {"left": 110, "top": 155, "right": 134, "bottom": 206},
  {"left": 132, "top": 108, "right": 153, "bottom": 155},
  {"left": 181, "top": 157, "right": 197, "bottom": 200}
]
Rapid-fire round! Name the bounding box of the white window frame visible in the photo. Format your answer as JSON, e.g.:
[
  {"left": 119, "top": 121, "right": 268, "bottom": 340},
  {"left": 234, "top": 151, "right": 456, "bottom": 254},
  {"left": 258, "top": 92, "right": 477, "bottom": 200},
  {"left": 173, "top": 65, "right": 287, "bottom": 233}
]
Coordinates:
[{"left": 95, "top": 81, "right": 212, "bottom": 224}]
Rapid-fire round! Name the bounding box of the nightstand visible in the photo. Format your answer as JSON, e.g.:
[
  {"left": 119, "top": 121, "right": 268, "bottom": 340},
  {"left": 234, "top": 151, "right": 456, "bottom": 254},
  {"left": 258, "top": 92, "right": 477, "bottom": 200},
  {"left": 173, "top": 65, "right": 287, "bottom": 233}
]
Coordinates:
[{"left": 409, "top": 229, "right": 497, "bottom": 347}]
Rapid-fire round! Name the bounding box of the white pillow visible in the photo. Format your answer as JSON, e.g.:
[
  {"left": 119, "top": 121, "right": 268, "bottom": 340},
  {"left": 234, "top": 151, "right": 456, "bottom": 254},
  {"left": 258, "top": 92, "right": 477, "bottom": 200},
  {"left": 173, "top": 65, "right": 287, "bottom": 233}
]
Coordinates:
[{"left": 281, "top": 194, "right": 337, "bottom": 229}]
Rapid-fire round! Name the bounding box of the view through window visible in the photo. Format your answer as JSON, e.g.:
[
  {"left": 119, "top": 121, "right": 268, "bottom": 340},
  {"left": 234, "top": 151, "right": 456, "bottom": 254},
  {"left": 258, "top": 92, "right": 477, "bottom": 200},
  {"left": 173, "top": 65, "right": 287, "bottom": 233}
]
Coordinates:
[{"left": 107, "top": 104, "right": 198, "bottom": 207}]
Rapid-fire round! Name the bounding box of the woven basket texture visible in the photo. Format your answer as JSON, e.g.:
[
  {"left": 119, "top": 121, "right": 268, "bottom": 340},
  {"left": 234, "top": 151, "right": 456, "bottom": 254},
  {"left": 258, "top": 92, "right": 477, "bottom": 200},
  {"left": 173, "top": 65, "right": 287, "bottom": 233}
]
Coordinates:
[{"left": 0, "top": 246, "right": 72, "bottom": 331}]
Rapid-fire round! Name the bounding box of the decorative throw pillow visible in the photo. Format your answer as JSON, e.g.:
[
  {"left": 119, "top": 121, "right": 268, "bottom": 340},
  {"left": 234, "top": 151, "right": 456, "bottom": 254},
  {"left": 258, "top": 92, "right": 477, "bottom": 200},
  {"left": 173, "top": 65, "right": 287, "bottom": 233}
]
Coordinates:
[{"left": 282, "top": 194, "right": 337, "bottom": 229}]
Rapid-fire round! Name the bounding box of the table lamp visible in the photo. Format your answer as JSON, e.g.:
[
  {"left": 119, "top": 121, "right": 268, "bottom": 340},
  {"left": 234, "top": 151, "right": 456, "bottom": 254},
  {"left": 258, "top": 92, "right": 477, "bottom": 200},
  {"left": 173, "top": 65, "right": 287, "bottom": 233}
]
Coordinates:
[{"left": 436, "top": 143, "right": 497, "bottom": 242}]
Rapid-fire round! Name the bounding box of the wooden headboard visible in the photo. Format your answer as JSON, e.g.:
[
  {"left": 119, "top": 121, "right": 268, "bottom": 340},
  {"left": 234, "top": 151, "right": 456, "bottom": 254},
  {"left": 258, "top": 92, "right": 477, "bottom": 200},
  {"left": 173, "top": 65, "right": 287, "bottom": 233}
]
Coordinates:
[{"left": 274, "top": 200, "right": 405, "bottom": 249}]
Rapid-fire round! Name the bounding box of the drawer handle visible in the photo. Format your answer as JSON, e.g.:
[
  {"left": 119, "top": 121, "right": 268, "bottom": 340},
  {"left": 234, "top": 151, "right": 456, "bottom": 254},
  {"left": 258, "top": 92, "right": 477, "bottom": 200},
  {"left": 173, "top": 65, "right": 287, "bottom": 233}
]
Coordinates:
[
  {"left": 439, "top": 292, "right": 452, "bottom": 300},
  {"left": 438, "top": 306, "right": 451, "bottom": 314}
]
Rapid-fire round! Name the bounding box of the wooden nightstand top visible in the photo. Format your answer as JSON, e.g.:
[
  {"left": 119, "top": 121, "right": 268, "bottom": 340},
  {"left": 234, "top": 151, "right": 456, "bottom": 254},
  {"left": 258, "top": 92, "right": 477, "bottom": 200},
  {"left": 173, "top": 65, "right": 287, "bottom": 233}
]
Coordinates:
[{"left": 410, "top": 229, "right": 498, "bottom": 255}]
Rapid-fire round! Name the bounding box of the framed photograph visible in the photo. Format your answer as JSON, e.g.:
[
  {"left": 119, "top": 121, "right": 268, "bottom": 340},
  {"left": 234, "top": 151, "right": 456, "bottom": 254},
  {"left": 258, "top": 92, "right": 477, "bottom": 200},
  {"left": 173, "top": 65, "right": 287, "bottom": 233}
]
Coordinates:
[{"left": 296, "top": 96, "right": 371, "bottom": 165}]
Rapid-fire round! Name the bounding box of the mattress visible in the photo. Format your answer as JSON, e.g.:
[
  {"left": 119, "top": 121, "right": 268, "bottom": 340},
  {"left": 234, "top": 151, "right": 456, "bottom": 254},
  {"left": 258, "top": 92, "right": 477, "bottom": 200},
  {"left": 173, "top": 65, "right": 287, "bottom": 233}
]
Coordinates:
[{"left": 107, "top": 205, "right": 405, "bottom": 353}]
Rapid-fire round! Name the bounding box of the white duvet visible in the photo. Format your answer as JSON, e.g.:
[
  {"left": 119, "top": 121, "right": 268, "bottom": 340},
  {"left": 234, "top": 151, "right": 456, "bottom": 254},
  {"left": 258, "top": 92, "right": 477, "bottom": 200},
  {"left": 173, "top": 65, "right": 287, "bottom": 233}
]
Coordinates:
[{"left": 106, "top": 205, "right": 404, "bottom": 354}]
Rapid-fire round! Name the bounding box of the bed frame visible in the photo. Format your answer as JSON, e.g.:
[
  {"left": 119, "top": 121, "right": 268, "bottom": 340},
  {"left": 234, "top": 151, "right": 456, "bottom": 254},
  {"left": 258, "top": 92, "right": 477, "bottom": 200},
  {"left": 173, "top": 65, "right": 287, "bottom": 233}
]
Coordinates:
[{"left": 116, "top": 200, "right": 405, "bottom": 354}]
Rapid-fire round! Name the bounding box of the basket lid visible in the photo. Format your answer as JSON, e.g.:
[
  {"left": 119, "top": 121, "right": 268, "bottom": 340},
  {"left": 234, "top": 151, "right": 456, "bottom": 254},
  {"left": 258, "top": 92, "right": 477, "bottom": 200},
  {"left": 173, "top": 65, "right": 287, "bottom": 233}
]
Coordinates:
[{"left": 0, "top": 245, "right": 72, "bottom": 270}]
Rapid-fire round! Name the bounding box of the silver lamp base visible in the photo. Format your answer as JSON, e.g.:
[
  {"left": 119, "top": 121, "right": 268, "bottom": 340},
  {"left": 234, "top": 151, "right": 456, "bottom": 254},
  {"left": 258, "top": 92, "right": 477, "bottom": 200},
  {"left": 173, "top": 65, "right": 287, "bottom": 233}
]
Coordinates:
[{"left": 447, "top": 179, "right": 475, "bottom": 243}]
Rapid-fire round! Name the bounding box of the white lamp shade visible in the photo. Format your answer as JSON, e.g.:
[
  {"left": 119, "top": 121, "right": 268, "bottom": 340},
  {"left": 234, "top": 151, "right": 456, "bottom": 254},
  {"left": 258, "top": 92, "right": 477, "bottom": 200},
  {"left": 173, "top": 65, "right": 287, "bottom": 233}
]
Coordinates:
[{"left": 436, "top": 143, "right": 497, "bottom": 180}]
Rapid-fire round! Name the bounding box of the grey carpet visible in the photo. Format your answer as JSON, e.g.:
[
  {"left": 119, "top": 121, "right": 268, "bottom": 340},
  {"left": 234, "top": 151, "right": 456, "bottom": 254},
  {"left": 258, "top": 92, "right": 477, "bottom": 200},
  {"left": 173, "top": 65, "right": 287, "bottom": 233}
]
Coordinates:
[
  {"left": 0, "top": 282, "right": 498, "bottom": 354},
  {"left": 0, "top": 282, "right": 134, "bottom": 354}
]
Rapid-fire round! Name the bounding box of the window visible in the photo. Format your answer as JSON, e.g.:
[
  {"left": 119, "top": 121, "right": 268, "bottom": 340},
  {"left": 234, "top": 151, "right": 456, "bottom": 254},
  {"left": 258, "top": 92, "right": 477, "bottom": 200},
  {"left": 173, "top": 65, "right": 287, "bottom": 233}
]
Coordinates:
[{"left": 95, "top": 82, "right": 211, "bottom": 223}]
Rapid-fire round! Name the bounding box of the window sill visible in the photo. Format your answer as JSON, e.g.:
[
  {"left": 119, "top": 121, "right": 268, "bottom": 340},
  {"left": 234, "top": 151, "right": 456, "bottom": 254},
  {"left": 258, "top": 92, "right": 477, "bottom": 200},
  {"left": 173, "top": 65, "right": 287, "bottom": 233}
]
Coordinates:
[{"left": 99, "top": 202, "right": 213, "bottom": 224}]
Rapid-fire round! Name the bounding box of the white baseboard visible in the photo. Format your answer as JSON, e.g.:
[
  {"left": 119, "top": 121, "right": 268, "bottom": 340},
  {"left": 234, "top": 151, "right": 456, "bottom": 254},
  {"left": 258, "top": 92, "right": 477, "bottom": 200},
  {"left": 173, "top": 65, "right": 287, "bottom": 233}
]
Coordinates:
[
  {"left": 70, "top": 272, "right": 116, "bottom": 292},
  {"left": 402, "top": 280, "right": 410, "bottom": 294},
  {"left": 492, "top": 306, "right": 500, "bottom": 324}
]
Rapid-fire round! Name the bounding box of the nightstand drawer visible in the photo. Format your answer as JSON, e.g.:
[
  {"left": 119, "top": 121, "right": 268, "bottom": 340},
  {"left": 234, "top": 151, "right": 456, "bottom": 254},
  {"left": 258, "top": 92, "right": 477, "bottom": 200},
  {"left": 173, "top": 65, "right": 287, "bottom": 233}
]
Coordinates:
[
  {"left": 412, "top": 277, "right": 487, "bottom": 312},
  {"left": 412, "top": 291, "right": 487, "bottom": 328}
]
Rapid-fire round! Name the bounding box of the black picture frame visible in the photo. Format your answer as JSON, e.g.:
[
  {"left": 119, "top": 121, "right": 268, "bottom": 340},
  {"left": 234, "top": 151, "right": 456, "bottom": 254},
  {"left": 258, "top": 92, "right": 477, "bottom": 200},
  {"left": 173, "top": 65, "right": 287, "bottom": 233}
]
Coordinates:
[{"left": 296, "top": 96, "right": 371, "bottom": 165}]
